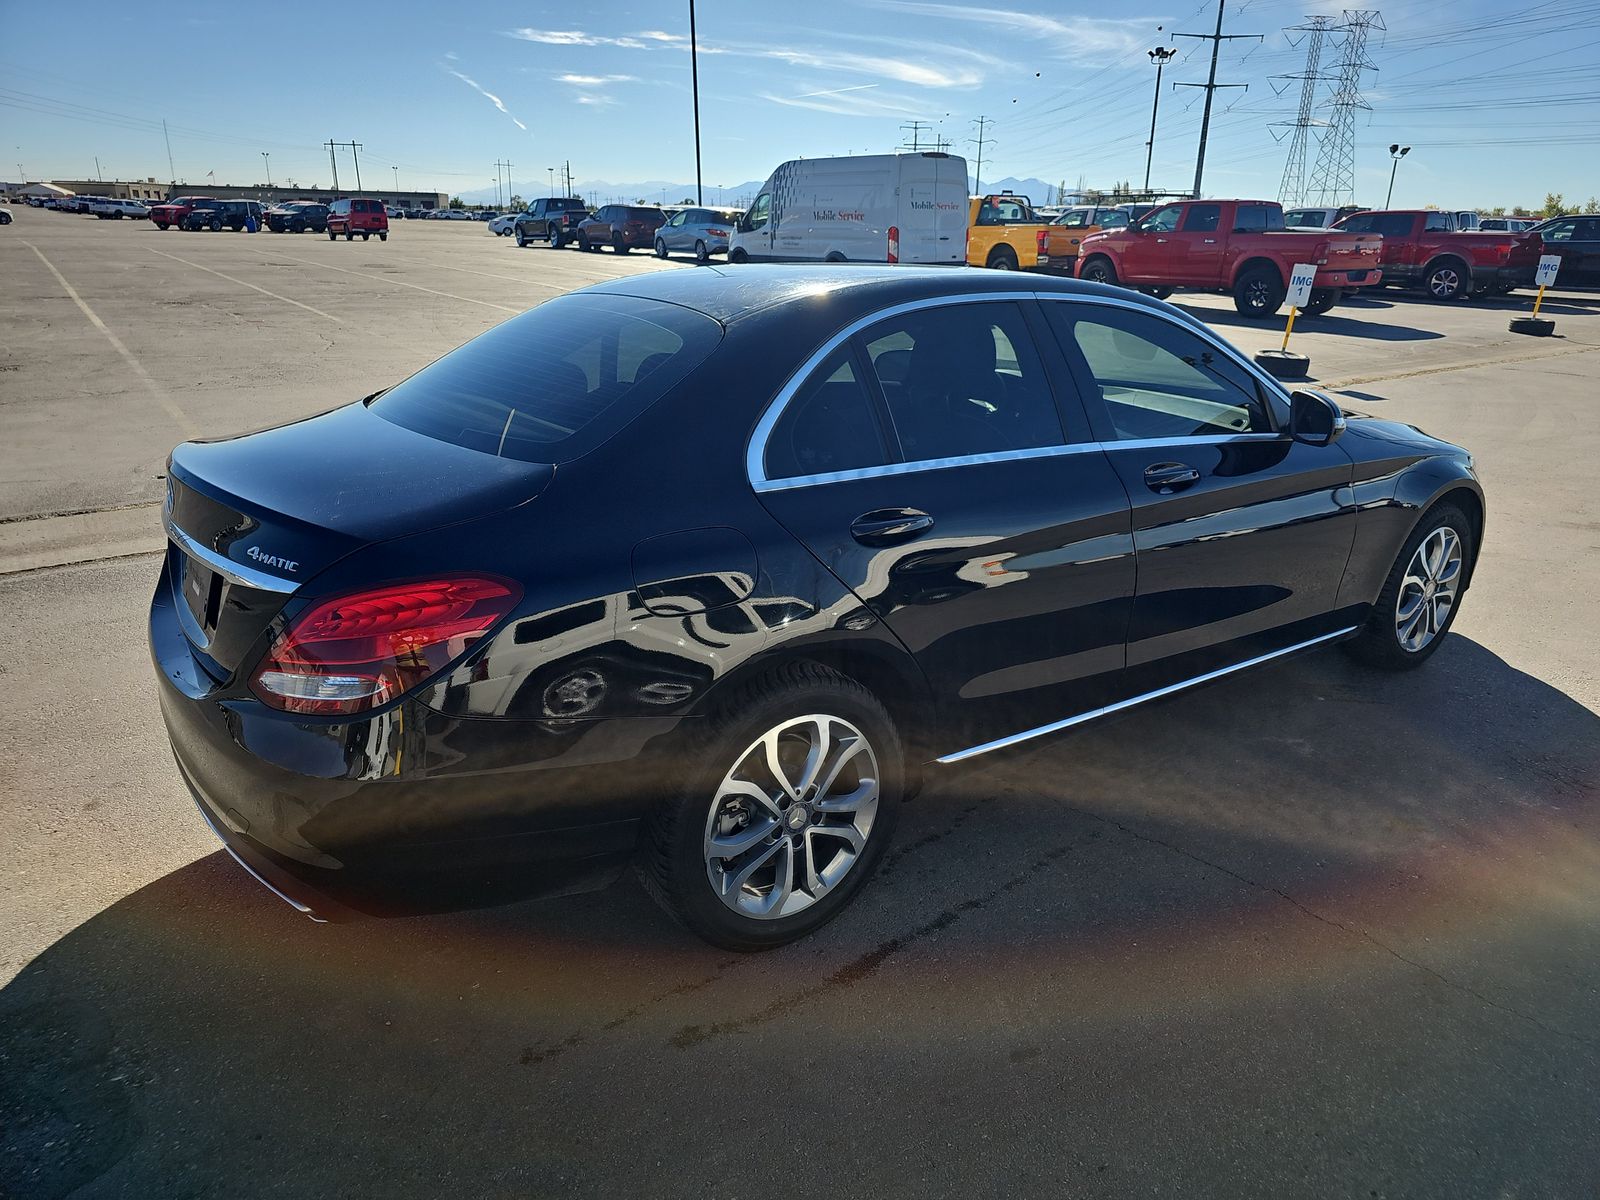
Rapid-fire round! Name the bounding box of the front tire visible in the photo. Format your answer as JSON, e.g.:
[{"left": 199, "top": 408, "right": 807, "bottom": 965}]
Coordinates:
[
  {"left": 1345, "top": 501, "right": 1474, "bottom": 670},
  {"left": 515, "top": 227, "right": 529, "bottom": 247},
  {"left": 1079, "top": 255, "right": 1118, "bottom": 286},
  {"left": 640, "top": 663, "right": 902, "bottom": 951}
]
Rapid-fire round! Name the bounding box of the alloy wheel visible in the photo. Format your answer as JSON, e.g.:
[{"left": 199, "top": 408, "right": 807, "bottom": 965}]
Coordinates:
[
  {"left": 1395, "top": 525, "right": 1463, "bottom": 652},
  {"left": 1429, "top": 267, "right": 1463, "bottom": 299},
  {"left": 702, "top": 715, "right": 880, "bottom": 921}
]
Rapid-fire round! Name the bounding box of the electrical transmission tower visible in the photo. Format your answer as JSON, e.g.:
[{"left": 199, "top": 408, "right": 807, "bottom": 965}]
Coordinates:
[
  {"left": 1176, "top": 0, "right": 1262, "bottom": 198},
  {"left": 899, "top": 121, "right": 931, "bottom": 150},
  {"left": 1305, "top": 9, "right": 1384, "bottom": 206},
  {"left": 1272, "top": 16, "right": 1337, "bottom": 205},
  {"left": 970, "top": 116, "right": 994, "bottom": 194}
]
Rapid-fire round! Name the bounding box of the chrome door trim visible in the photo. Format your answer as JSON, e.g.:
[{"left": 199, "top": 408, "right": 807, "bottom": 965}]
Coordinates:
[
  {"left": 164, "top": 516, "right": 300, "bottom": 594},
  {"left": 746, "top": 289, "right": 1295, "bottom": 492},
  {"left": 934, "top": 625, "right": 1359, "bottom": 765}
]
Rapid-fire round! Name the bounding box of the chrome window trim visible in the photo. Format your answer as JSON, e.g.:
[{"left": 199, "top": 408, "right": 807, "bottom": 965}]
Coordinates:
[
  {"left": 164, "top": 516, "right": 300, "bottom": 595},
  {"left": 746, "top": 289, "right": 1293, "bottom": 492},
  {"left": 935, "top": 625, "right": 1359, "bottom": 765}
]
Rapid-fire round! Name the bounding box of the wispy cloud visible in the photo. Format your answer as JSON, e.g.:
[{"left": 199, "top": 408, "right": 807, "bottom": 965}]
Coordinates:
[
  {"left": 444, "top": 66, "right": 528, "bottom": 131},
  {"left": 871, "top": 1, "right": 1157, "bottom": 59},
  {"left": 792, "top": 83, "right": 881, "bottom": 99},
  {"left": 506, "top": 28, "right": 649, "bottom": 48},
  {"left": 556, "top": 73, "right": 638, "bottom": 85},
  {"left": 761, "top": 87, "right": 922, "bottom": 117},
  {"left": 503, "top": 25, "right": 983, "bottom": 87}
]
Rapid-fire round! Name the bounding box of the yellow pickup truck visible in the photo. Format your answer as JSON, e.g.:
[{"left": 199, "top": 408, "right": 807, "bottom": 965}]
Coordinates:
[{"left": 966, "top": 193, "right": 1051, "bottom": 271}]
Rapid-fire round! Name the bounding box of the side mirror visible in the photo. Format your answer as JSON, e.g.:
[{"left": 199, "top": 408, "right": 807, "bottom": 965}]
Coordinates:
[{"left": 1290, "top": 389, "right": 1345, "bottom": 447}]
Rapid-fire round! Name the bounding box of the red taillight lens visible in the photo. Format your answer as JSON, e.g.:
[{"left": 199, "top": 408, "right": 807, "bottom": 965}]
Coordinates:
[
  {"left": 887, "top": 225, "right": 899, "bottom": 264},
  {"left": 707, "top": 228, "right": 729, "bottom": 237},
  {"left": 250, "top": 575, "right": 521, "bottom": 715},
  {"left": 1036, "top": 230, "right": 1049, "bottom": 254}
]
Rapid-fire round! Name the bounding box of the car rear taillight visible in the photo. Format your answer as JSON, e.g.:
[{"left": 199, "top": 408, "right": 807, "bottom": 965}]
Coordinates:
[
  {"left": 887, "top": 225, "right": 899, "bottom": 264},
  {"left": 1036, "top": 230, "right": 1049, "bottom": 255},
  {"left": 250, "top": 575, "right": 521, "bottom": 715},
  {"left": 707, "top": 228, "right": 729, "bottom": 237}
]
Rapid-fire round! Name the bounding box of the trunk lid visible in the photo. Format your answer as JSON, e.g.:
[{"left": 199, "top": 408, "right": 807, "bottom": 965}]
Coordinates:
[{"left": 164, "top": 401, "right": 553, "bottom": 673}]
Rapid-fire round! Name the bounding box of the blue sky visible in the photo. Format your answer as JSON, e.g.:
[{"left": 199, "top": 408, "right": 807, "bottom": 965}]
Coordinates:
[{"left": 5, "top": 0, "right": 1598, "bottom": 210}]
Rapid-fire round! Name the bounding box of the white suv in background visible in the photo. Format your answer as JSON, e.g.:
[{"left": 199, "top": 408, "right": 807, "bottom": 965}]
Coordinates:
[{"left": 90, "top": 198, "right": 151, "bottom": 220}]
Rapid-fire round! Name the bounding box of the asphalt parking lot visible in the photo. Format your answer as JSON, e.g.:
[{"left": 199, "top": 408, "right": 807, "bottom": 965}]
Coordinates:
[{"left": 2, "top": 206, "right": 1599, "bottom": 1198}]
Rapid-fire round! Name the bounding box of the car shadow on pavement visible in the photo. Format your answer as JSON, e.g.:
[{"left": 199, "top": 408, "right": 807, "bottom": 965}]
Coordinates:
[
  {"left": 1376, "top": 290, "right": 1600, "bottom": 317},
  {"left": 4, "top": 636, "right": 1598, "bottom": 1199},
  {"left": 1171, "top": 301, "right": 1446, "bottom": 342}
]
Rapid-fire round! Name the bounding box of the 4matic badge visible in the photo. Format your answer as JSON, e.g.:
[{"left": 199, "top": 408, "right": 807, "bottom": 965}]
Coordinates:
[{"left": 246, "top": 545, "right": 299, "bottom": 573}]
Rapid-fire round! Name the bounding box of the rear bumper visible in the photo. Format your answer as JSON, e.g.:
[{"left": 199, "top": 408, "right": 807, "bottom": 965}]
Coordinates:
[
  {"left": 1313, "top": 267, "right": 1382, "bottom": 288},
  {"left": 1475, "top": 262, "right": 1537, "bottom": 287},
  {"left": 151, "top": 581, "right": 677, "bottom": 921}
]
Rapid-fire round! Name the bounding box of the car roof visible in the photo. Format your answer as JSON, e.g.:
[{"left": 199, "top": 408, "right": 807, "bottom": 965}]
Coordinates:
[{"left": 583, "top": 263, "right": 1181, "bottom": 326}]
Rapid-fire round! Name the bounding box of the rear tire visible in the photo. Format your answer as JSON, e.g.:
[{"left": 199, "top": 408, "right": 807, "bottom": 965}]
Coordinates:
[
  {"left": 1139, "top": 286, "right": 1174, "bottom": 300},
  {"left": 209, "top": 217, "right": 222, "bottom": 232},
  {"left": 655, "top": 237, "right": 668, "bottom": 259},
  {"left": 1079, "top": 255, "right": 1118, "bottom": 286},
  {"left": 985, "top": 247, "right": 1018, "bottom": 271},
  {"left": 377, "top": 231, "right": 386, "bottom": 241},
  {"left": 549, "top": 227, "right": 565, "bottom": 249},
  {"left": 1233, "top": 265, "right": 1286, "bottom": 318},
  {"left": 1423, "top": 258, "right": 1470, "bottom": 301},
  {"left": 695, "top": 239, "right": 709, "bottom": 264},
  {"left": 328, "top": 230, "right": 337, "bottom": 241},
  {"left": 1344, "top": 501, "right": 1474, "bottom": 670},
  {"left": 346, "top": 231, "right": 354, "bottom": 241},
  {"left": 639, "top": 662, "right": 902, "bottom": 951},
  {"left": 1301, "top": 288, "right": 1337, "bottom": 316},
  {"left": 613, "top": 234, "right": 629, "bottom": 254}
]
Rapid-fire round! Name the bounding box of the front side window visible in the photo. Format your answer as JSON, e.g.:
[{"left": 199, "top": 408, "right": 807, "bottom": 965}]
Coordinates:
[
  {"left": 1056, "top": 210, "right": 1089, "bottom": 227},
  {"left": 746, "top": 194, "right": 770, "bottom": 231},
  {"left": 371, "top": 294, "right": 722, "bottom": 464},
  {"left": 1141, "top": 205, "right": 1182, "bottom": 234},
  {"left": 763, "top": 348, "right": 889, "bottom": 480},
  {"left": 861, "top": 303, "right": 1065, "bottom": 462},
  {"left": 1050, "top": 306, "right": 1272, "bottom": 440}
]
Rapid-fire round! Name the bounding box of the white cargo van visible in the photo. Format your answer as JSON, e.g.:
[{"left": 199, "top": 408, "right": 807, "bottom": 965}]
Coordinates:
[{"left": 729, "top": 152, "right": 967, "bottom": 265}]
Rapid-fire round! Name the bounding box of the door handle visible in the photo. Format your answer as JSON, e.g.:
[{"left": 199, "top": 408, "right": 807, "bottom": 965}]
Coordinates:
[
  {"left": 1142, "top": 462, "right": 1201, "bottom": 494},
  {"left": 1155, "top": 237, "right": 1168, "bottom": 243},
  {"left": 851, "top": 508, "right": 934, "bottom": 546},
  {"left": 1203, "top": 238, "right": 1217, "bottom": 244}
]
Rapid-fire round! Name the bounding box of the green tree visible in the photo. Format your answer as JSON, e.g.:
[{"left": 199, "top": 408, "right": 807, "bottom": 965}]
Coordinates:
[
  {"left": 448, "top": 195, "right": 465, "bottom": 209},
  {"left": 1585, "top": 196, "right": 1600, "bottom": 214},
  {"left": 1541, "top": 192, "right": 1565, "bottom": 217},
  {"left": 508, "top": 193, "right": 524, "bottom": 209}
]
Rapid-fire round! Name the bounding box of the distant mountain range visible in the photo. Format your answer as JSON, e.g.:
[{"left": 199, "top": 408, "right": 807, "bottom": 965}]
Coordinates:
[{"left": 456, "top": 170, "right": 1066, "bottom": 209}]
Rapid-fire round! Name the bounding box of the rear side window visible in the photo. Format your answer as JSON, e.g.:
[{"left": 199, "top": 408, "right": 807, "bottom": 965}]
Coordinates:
[
  {"left": 1234, "top": 205, "right": 1284, "bottom": 232},
  {"left": 1339, "top": 212, "right": 1415, "bottom": 238},
  {"left": 1424, "top": 211, "right": 1453, "bottom": 232},
  {"left": 371, "top": 294, "right": 722, "bottom": 463},
  {"left": 763, "top": 348, "right": 890, "bottom": 481},
  {"left": 861, "top": 302, "right": 1066, "bottom": 462},
  {"left": 1183, "top": 204, "right": 1222, "bottom": 233}
]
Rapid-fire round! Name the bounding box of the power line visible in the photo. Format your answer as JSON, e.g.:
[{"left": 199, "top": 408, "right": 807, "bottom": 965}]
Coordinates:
[
  {"left": 1305, "top": 10, "right": 1384, "bottom": 206},
  {"left": 1273, "top": 15, "right": 1337, "bottom": 204},
  {"left": 1175, "top": 0, "right": 1263, "bottom": 197}
]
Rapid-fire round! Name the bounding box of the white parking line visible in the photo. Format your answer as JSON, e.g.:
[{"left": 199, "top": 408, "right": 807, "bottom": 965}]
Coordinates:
[
  {"left": 147, "top": 248, "right": 344, "bottom": 323},
  {"left": 263, "top": 251, "right": 530, "bottom": 312},
  {"left": 25, "top": 241, "right": 199, "bottom": 438}
]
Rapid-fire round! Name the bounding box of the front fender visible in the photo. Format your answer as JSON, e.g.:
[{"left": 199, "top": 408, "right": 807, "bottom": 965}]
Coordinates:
[{"left": 1337, "top": 452, "right": 1484, "bottom": 611}]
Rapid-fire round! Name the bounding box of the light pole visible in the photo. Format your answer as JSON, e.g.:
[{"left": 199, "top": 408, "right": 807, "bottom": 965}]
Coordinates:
[
  {"left": 392, "top": 166, "right": 399, "bottom": 196},
  {"left": 261, "top": 152, "right": 271, "bottom": 186},
  {"left": 1144, "top": 46, "right": 1177, "bottom": 194},
  {"left": 689, "top": 0, "right": 703, "bottom": 204},
  {"left": 1385, "top": 144, "right": 1410, "bottom": 208},
  {"left": 547, "top": 167, "right": 555, "bottom": 195}
]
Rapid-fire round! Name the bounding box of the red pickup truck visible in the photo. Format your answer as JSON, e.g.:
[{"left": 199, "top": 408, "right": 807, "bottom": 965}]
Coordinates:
[
  {"left": 1331, "top": 209, "right": 1540, "bottom": 300},
  {"left": 1076, "top": 198, "right": 1384, "bottom": 317},
  {"left": 148, "top": 195, "right": 218, "bottom": 231}
]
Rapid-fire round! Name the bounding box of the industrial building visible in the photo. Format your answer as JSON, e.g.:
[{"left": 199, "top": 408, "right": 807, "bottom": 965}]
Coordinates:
[{"left": 33, "top": 178, "right": 449, "bottom": 210}]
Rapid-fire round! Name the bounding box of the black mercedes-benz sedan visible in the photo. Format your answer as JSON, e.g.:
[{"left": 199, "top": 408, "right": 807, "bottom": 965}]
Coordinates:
[{"left": 151, "top": 266, "right": 1483, "bottom": 949}]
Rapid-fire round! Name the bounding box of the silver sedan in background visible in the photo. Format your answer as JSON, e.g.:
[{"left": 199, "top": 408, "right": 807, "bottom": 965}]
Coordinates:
[{"left": 653, "top": 206, "right": 743, "bottom": 263}]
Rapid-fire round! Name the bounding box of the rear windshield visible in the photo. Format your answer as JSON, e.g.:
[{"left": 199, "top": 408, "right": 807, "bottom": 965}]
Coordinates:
[
  {"left": 370, "top": 294, "right": 723, "bottom": 463},
  {"left": 550, "top": 198, "right": 585, "bottom": 211},
  {"left": 354, "top": 199, "right": 382, "bottom": 212}
]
